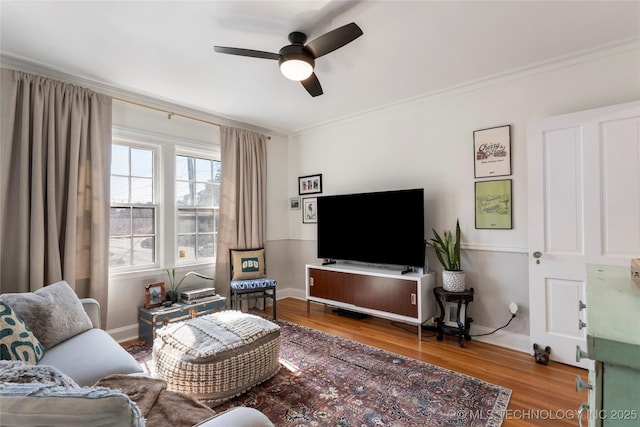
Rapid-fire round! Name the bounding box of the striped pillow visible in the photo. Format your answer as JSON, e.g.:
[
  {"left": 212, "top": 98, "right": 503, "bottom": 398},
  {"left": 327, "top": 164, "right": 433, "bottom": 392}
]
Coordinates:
[{"left": 0, "top": 302, "right": 45, "bottom": 364}]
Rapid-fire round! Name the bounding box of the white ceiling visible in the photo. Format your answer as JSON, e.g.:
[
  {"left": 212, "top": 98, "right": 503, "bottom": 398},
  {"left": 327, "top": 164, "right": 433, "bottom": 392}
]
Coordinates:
[{"left": 1, "top": 1, "right": 639, "bottom": 134}]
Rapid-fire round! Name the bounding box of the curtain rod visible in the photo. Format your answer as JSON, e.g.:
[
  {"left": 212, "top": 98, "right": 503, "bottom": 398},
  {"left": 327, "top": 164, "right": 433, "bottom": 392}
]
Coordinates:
[{"left": 113, "top": 97, "right": 270, "bottom": 139}]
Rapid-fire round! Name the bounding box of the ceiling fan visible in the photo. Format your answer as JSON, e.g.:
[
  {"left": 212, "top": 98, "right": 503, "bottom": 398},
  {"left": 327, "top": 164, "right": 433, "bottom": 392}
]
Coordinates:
[{"left": 214, "top": 22, "right": 363, "bottom": 97}]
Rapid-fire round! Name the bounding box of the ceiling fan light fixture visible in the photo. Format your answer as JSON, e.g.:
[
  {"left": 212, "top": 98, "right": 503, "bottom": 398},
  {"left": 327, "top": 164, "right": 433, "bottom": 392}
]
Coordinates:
[
  {"left": 279, "top": 54, "right": 314, "bottom": 81},
  {"left": 214, "top": 22, "right": 363, "bottom": 96}
]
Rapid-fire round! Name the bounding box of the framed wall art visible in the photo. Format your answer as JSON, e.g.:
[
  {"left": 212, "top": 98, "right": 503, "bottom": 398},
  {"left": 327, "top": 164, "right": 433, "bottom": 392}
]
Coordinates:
[
  {"left": 290, "top": 197, "right": 301, "bottom": 209},
  {"left": 298, "top": 174, "right": 322, "bottom": 195},
  {"left": 444, "top": 301, "right": 466, "bottom": 328},
  {"left": 474, "top": 125, "right": 511, "bottom": 178},
  {"left": 302, "top": 197, "right": 318, "bottom": 224},
  {"left": 475, "top": 179, "right": 512, "bottom": 229},
  {"left": 144, "top": 282, "right": 165, "bottom": 308}
]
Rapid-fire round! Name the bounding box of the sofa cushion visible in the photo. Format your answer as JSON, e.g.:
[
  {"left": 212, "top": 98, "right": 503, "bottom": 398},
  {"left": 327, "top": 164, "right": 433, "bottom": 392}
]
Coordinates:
[
  {"left": 0, "top": 281, "right": 93, "bottom": 350},
  {"left": 0, "top": 281, "right": 93, "bottom": 349},
  {"left": 0, "top": 302, "right": 45, "bottom": 364},
  {"left": 0, "top": 360, "right": 78, "bottom": 388},
  {"left": 0, "top": 383, "right": 144, "bottom": 427},
  {"left": 38, "top": 328, "right": 142, "bottom": 387}
]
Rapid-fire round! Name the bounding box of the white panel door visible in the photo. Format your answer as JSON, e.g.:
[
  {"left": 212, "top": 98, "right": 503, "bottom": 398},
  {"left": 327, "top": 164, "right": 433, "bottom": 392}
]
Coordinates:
[{"left": 527, "top": 101, "right": 640, "bottom": 367}]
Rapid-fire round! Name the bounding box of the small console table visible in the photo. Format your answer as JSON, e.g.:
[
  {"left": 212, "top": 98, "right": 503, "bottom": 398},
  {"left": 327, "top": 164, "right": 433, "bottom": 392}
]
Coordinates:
[{"left": 433, "top": 287, "right": 474, "bottom": 347}]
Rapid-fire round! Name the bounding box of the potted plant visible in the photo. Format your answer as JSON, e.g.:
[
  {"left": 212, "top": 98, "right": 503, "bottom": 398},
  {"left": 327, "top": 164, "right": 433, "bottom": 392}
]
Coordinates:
[
  {"left": 165, "top": 269, "right": 214, "bottom": 303},
  {"left": 427, "top": 219, "right": 465, "bottom": 292}
]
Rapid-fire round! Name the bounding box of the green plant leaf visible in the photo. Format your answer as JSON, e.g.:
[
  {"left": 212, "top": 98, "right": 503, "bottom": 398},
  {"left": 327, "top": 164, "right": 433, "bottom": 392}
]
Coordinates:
[
  {"left": 427, "top": 219, "right": 462, "bottom": 271},
  {"left": 165, "top": 268, "right": 214, "bottom": 292}
]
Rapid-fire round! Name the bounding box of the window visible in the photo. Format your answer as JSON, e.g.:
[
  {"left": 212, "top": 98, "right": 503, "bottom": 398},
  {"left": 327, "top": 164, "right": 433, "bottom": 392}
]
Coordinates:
[
  {"left": 109, "top": 144, "right": 156, "bottom": 268},
  {"left": 108, "top": 135, "right": 221, "bottom": 273},
  {"left": 176, "top": 155, "right": 221, "bottom": 262}
]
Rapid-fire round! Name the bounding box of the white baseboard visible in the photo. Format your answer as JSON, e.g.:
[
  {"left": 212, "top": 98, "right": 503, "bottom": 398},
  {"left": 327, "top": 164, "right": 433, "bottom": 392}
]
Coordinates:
[
  {"left": 111, "top": 288, "right": 532, "bottom": 355},
  {"left": 469, "top": 324, "right": 531, "bottom": 354},
  {"left": 276, "top": 288, "right": 306, "bottom": 301},
  {"left": 107, "top": 324, "right": 139, "bottom": 344}
]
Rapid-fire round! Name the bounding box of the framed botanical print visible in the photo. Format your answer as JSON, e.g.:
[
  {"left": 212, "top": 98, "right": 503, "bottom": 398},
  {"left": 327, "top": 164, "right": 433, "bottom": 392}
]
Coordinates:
[
  {"left": 302, "top": 197, "right": 318, "bottom": 224},
  {"left": 475, "top": 179, "right": 512, "bottom": 229}
]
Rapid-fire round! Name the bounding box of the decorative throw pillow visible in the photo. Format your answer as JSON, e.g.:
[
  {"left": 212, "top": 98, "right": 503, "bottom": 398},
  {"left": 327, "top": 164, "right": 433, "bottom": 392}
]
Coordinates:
[
  {"left": 231, "top": 249, "right": 267, "bottom": 280},
  {"left": 0, "top": 281, "right": 93, "bottom": 350},
  {"left": 0, "top": 360, "right": 78, "bottom": 388},
  {"left": 0, "top": 302, "right": 45, "bottom": 364}
]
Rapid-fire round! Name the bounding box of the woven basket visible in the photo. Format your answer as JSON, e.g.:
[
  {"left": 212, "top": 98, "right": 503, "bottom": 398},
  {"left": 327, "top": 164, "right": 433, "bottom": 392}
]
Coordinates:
[{"left": 442, "top": 270, "right": 466, "bottom": 292}]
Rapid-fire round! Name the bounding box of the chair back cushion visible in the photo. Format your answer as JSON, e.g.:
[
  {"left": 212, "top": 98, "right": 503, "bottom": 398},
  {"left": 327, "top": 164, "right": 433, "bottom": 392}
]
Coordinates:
[{"left": 230, "top": 249, "right": 267, "bottom": 280}]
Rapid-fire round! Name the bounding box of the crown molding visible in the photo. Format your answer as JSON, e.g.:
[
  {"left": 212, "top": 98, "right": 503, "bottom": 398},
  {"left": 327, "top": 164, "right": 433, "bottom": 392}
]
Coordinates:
[
  {"left": 0, "top": 53, "right": 285, "bottom": 138},
  {"left": 4, "top": 35, "right": 638, "bottom": 139},
  {"left": 291, "top": 36, "right": 640, "bottom": 136}
]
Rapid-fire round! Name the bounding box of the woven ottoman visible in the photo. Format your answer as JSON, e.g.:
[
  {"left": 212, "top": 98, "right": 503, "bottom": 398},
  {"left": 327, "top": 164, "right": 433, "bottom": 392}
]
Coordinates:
[{"left": 152, "top": 311, "right": 280, "bottom": 406}]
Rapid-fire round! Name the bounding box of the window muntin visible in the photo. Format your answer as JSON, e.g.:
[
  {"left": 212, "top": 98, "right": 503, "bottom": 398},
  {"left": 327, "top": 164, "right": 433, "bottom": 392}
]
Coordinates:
[{"left": 109, "top": 145, "right": 156, "bottom": 269}]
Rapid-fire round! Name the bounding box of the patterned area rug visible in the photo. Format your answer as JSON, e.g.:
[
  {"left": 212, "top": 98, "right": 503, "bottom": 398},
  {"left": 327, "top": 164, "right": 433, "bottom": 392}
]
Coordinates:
[{"left": 125, "top": 321, "right": 510, "bottom": 426}]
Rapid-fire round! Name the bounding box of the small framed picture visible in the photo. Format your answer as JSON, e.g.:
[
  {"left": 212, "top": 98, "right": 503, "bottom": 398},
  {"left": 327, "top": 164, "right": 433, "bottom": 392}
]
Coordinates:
[
  {"left": 475, "top": 179, "right": 512, "bottom": 229},
  {"left": 444, "top": 301, "right": 466, "bottom": 328},
  {"left": 474, "top": 125, "right": 511, "bottom": 178},
  {"left": 302, "top": 197, "right": 318, "bottom": 224},
  {"left": 144, "top": 282, "right": 165, "bottom": 309},
  {"left": 298, "top": 174, "right": 322, "bottom": 195},
  {"left": 290, "top": 197, "right": 301, "bottom": 209}
]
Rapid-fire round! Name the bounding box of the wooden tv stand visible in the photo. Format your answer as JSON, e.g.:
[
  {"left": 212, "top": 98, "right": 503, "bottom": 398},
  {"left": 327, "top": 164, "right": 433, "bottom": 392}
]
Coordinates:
[{"left": 305, "top": 263, "right": 435, "bottom": 340}]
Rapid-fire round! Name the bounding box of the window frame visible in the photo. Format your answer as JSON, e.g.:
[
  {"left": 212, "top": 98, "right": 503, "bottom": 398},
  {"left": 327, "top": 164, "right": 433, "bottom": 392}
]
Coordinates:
[
  {"left": 174, "top": 148, "right": 221, "bottom": 266},
  {"left": 109, "top": 127, "right": 221, "bottom": 277},
  {"left": 109, "top": 138, "right": 160, "bottom": 273}
]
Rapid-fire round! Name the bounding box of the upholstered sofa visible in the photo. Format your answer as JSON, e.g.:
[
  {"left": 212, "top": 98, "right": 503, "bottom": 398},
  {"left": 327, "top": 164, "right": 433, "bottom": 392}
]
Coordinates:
[{"left": 0, "top": 281, "right": 274, "bottom": 427}]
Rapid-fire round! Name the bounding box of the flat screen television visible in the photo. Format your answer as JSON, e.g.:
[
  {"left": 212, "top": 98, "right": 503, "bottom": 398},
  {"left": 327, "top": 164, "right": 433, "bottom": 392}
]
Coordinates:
[{"left": 316, "top": 188, "right": 425, "bottom": 268}]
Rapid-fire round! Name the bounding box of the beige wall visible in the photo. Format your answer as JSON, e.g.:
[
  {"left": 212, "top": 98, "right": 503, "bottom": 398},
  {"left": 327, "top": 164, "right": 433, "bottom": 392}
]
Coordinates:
[{"left": 282, "top": 46, "right": 640, "bottom": 351}]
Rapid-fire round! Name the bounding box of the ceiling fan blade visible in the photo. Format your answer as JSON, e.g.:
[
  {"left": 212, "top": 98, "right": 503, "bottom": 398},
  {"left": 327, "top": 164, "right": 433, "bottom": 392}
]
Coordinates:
[
  {"left": 213, "top": 46, "right": 280, "bottom": 60},
  {"left": 301, "top": 73, "right": 323, "bottom": 97},
  {"left": 306, "top": 22, "right": 363, "bottom": 59}
]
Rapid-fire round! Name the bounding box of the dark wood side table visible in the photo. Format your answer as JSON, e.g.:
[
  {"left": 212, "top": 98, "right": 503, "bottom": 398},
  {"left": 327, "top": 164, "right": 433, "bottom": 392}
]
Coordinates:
[{"left": 433, "top": 286, "right": 474, "bottom": 347}]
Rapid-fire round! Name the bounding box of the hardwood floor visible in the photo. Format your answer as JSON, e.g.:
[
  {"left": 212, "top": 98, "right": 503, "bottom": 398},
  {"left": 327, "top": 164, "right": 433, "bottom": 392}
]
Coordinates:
[{"left": 267, "top": 297, "right": 587, "bottom": 427}]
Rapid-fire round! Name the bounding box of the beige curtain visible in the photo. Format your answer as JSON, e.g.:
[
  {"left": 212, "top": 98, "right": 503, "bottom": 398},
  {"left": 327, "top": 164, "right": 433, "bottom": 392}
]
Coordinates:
[
  {"left": 215, "top": 126, "right": 267, "bottom": 302},
  {"left": 0, "top": 69, "right": 111, "bottom": 326}
]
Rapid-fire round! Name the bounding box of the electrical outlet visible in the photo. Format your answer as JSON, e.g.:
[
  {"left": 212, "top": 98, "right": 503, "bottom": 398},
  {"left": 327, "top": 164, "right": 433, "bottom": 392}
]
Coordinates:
[{"left": 509, "top": 302, "right": 518, "bottom": 316}]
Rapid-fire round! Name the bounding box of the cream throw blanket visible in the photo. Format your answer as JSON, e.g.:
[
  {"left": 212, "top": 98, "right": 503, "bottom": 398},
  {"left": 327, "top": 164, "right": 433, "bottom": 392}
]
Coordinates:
[{"left": 95, "top": 375, "right": 215, "bottom": 427}]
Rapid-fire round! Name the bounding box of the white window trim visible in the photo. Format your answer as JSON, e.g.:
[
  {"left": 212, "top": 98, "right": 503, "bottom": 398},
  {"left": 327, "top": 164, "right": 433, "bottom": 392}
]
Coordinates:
[{"left": 109, "top": 127, "right": 220, "bottom": 279}]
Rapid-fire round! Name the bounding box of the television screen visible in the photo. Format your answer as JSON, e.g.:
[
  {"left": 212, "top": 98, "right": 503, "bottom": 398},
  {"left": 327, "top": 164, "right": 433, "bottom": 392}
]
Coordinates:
[{"left": 317, "top": 188, "right": 425, "bottom": 268}]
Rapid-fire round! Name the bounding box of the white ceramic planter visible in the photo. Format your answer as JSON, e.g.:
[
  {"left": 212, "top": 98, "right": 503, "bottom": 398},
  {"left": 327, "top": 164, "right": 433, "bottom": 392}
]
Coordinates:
[{"left": 442, "top": 270, "right": 466, "bottom": 292}]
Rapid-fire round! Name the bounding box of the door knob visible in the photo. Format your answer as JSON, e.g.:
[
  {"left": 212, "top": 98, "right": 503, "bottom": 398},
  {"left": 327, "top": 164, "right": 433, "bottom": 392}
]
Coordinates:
[{"left": 533, "top": 251, "right": 542, "bottom": 258}]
